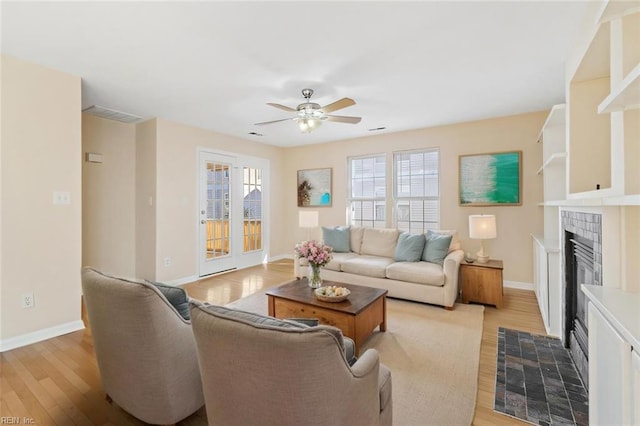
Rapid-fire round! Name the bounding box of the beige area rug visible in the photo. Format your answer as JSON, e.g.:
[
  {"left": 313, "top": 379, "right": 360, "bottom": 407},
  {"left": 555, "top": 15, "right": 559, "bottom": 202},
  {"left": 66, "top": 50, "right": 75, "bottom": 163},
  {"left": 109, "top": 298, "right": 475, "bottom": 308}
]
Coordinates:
[{"left": 227, "top": 292, "right": 485, "bottom": 426}]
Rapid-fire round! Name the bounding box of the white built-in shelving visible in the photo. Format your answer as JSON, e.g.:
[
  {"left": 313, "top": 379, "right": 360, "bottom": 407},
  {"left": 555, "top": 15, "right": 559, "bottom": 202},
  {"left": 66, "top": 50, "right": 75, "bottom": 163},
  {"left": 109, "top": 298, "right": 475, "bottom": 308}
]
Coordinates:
[
  {"left": 598, "top": 63, "right": 640, "bottom": 113},
  {"left": 567, "top": 1, "right": 640, "bottom": 420},
  {"left": 536, "top": 152, "right": 567, "bottom": 175},
  {"left": 533, "top": 104, "right": 566, "bottom": 337},
  {"left": 567, "top": 1, "right": 640, "bottom": 201}
]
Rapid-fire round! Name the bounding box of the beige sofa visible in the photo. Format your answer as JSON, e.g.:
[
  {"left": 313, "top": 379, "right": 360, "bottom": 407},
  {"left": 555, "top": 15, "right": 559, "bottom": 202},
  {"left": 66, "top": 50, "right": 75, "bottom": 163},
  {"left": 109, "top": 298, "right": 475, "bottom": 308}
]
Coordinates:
[{"left": 295, "top": 227, "right": 464, "bottom": 309}]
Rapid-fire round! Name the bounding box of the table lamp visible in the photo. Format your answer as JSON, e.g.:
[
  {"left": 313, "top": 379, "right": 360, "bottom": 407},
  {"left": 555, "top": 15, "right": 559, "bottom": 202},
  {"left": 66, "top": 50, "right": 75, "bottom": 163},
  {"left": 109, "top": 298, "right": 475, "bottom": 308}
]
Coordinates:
[
  {"left": 468, "top": 214, "right": 496, "bottom": 263},
  {"left": 299, "top": 210, "right": 319, "bottom": 241}
]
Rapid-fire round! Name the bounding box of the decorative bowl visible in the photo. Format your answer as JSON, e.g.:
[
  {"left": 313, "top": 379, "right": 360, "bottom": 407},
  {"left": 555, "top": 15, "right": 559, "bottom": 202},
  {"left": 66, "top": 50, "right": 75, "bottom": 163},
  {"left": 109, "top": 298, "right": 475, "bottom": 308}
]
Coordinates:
[{"left": 314, "top": 286, "right": 351, "bottom": 303}]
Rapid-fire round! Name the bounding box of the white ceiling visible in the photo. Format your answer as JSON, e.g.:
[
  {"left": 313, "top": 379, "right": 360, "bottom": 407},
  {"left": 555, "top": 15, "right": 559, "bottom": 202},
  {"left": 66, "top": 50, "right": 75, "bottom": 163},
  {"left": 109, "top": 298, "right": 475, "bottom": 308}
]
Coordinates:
[{"left": 1, "top": 1, "right": 590, "bottom": 147}]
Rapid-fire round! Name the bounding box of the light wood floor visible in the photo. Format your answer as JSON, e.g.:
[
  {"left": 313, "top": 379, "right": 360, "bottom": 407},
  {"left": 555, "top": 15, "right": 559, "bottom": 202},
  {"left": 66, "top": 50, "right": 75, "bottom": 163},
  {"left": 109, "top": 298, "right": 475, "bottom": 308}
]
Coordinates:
[{"left": 1, "top": 259, "right": 545, "bottom": 425}]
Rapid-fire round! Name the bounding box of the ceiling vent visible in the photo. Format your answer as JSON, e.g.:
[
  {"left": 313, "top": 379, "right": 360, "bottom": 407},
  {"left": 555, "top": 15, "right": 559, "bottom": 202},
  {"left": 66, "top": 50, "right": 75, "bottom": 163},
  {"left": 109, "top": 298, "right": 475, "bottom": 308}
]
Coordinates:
[{"left": 82, "top": 105, "right": 144, "bottom": 123}]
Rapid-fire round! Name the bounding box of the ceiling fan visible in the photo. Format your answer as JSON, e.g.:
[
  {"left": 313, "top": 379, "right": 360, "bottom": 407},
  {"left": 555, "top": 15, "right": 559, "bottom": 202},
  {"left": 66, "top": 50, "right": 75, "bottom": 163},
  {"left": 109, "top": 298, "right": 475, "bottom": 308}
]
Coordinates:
[{"left": 255, "top": 88, "right": 362, "bottom": 133}]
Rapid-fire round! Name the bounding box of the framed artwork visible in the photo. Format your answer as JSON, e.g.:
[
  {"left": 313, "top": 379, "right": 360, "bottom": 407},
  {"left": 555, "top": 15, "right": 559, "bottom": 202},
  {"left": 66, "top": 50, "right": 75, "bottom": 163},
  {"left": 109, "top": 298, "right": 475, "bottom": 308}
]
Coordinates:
[
  {"left": 297, "top": 168, "right": 332, "bottom": 207},
  {"left": 459, "top": 151, "right": 522, "bottom": 206}
]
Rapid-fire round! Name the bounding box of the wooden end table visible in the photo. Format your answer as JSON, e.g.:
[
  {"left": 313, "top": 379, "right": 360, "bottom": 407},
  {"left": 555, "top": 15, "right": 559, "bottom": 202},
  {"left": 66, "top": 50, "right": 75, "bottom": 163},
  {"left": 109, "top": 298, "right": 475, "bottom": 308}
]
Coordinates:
[
  {"left": 266, "top": 279, "right": 388, "bottom": 355},
  {"left": 461, "top": 259, "right": 504, "bottom": 308}
]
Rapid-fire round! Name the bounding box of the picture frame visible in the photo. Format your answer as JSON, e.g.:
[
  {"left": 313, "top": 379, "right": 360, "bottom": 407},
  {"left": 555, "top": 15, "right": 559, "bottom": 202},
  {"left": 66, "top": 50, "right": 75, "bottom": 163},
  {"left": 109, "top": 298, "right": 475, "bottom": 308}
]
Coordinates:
[
  {"left": 297, "top": 168, "right": 332, "bottom": 207},
  {"left": 459, "top": 151, "right": 522, "bottom": 206}
]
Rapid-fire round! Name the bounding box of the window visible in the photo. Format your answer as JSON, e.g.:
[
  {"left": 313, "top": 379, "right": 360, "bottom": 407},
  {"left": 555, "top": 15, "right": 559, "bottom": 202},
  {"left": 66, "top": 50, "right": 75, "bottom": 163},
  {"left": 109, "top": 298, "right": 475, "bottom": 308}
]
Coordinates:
[
  {"left": 394, "top": 149, "right": 440, "bottom": 233},
  {"left": 348, "top": 155, "right": 386, "bottom": 228}
]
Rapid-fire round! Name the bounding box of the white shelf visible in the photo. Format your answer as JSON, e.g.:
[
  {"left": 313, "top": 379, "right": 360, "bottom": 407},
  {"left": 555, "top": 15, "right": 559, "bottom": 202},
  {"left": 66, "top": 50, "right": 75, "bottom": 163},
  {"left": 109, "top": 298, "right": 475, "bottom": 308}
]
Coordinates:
[
  {"left": 532, "top": 234, "right": 561, "bottom": 253},
  {"left": 536, "top": 104, "right": 566, "bottom": 143},
  {"left": 542, "top": 194, "right": 640, "bottom": 207},
  {"left": 597, "top": 0, "right": 640, "bottom": 24},
  {"left": 536, "top": 152, "right": 568, "bottom": 175},
  {"left": 603, "top": 194, "right": 640, "bottom": 205},
  {"left": 598, "top": 62, "right": 640, "bottom": 113}
]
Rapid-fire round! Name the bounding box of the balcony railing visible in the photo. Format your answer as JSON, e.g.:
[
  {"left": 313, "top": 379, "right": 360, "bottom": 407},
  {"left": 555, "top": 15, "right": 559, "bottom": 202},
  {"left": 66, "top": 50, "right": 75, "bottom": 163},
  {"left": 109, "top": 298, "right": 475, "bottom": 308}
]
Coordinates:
[{"left": 206, "top": 220, "right": 262, "bottom": 255}]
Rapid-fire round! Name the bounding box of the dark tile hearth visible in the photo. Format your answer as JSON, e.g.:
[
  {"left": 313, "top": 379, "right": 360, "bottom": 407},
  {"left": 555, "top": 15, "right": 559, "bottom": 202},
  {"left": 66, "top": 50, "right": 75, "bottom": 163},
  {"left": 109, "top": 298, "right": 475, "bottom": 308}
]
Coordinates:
[{"left": 494, "top": 328, "right": 588, "bottom": 426}]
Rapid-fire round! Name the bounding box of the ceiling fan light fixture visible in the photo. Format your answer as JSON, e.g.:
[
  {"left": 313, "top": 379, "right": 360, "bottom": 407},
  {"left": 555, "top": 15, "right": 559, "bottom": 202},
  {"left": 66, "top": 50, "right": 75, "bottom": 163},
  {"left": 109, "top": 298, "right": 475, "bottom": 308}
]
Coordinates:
[
  {"left": 298, "top": 117, "right": 321, "bottom": 133},
  {"left": 256, "top": 88, "right": 361, "bottom": 132}
]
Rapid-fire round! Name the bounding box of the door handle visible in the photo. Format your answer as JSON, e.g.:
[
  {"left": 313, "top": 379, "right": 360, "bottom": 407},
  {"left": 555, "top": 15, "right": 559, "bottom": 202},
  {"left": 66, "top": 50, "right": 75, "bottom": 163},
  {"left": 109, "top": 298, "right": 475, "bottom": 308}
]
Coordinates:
[{"left": 201, "top": 220, "right": 206, "bottom": 224}]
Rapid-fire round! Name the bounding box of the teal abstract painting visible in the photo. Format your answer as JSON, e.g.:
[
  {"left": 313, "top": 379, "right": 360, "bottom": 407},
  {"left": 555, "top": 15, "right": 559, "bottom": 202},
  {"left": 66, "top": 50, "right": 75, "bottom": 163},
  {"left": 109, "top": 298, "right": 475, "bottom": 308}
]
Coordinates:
[{"left": 459, "top": 151, "right": 522, "bottom": 206}]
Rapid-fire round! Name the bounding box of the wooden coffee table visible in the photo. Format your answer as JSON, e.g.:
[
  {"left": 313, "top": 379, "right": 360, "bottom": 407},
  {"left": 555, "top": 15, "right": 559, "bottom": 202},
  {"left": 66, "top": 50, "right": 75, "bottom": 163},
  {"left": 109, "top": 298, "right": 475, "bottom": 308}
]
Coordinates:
[{"left": 266, "top": 279, "right": 388, "bottom": 355}]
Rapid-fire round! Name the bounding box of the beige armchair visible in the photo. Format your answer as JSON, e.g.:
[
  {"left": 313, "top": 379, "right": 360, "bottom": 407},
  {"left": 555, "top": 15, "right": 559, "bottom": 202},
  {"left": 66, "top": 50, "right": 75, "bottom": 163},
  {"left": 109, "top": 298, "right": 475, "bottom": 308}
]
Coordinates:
[
  {"left": 81, "top": 268, "right": 204, "bottom": 425},
  {"left": 189, "top": 302, "right": 392, "bottom": 426}
]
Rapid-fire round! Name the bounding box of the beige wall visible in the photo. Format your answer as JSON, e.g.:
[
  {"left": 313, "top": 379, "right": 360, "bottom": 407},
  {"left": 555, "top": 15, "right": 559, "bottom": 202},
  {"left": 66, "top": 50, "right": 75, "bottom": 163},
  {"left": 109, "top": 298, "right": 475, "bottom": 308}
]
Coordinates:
[
  {"left": 154, "top": 118, "right": 285, "bottom": 281},
  {"left": 81, "top": 116, "right": 286, "bottom": 283},
  {"left": 1, "top": 56, "right": 82, "bottom": 341},
  {"left": 80, "top": 104, "right": 544, "bottom": 285},
  {"left": 283, "top": 111, "right": 546, "bottom": 284},
  {"left": 135, "top": 119, "right": 158, "bottom": 280},
  {"left": 82, "top": 114, "right": 136, "bottom": 277}
]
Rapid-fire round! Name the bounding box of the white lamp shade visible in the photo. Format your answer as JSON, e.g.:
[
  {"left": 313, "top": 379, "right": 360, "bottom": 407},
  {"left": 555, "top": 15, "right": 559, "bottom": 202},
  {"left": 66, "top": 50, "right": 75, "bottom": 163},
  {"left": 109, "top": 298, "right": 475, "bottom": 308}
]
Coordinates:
[
  {"left": 469, "top": 215, "right": 497, "bottom": 239},
  {"left": 299, "top": 211, "right": 319, "bottom": 228}
]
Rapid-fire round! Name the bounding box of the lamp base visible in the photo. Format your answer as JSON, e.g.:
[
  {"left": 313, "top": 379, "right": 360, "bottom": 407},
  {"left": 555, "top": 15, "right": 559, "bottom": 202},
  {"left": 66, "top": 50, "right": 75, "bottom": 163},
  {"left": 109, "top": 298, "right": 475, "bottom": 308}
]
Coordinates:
[{"left": 476, "top": 252, "right": 490, "bottom": 263}]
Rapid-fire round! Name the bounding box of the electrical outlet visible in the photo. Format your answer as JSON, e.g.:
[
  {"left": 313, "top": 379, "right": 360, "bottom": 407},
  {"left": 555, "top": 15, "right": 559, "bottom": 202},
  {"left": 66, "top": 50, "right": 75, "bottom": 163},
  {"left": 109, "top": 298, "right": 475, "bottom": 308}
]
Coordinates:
[
  {"left": 22, "top": 292, "right": 35, "bottom": 309},
  {"left": 53, "top": 191, "right": 71, "bottom": 205},
  {"left": 164, "top": 257, "right": 172, "bottom": 267}
]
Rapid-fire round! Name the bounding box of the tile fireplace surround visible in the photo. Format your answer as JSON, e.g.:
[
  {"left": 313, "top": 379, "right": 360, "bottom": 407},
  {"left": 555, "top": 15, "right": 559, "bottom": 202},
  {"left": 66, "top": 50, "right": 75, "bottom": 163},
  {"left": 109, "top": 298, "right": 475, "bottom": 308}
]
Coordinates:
[{"left": 561, "top": 210, "right": 602, "bottom": 389}]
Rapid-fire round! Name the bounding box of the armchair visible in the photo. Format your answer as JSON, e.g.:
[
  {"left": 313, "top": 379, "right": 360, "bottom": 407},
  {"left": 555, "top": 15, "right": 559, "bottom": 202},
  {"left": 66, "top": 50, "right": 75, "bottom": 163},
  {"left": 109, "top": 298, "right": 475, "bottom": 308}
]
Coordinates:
[
  {"left": 81, "top": 268, "right": 204, "bottom": 425},
  {"left": 189, "top": 302, "right": 392, "bottom": 426}
]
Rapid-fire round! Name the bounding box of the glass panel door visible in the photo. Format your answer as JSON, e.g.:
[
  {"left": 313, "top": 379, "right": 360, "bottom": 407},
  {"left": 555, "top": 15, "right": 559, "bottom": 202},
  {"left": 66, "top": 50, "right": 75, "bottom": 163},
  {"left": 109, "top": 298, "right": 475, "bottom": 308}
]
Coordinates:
[
  {"left": 199, "top": 152, "right": 235, "bottom": 275},
  {"left": 243, "top": 167, "right": 262, "bottom": 253},
  {"left": 199, "top": 151, "right": 269, "bottom": 276}
]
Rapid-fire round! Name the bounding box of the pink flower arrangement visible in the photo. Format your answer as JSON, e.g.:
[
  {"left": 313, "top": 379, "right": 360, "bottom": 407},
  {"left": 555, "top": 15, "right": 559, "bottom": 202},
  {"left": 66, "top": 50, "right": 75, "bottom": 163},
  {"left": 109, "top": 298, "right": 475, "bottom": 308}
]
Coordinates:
[{"left": 294, "top": 240, "right": 334, "bottom": 267}]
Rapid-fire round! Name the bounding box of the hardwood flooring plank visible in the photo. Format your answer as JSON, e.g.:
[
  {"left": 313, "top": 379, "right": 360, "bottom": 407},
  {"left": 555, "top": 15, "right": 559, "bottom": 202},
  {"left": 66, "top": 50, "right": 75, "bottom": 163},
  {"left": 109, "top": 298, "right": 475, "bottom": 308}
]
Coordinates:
[
  {"left": 41, "top": 350, "right": 91, "bottom": 394},
  {"left": 40, "top": 377, "right": 94, "bottom": 426},
  {"left": 2, "top": 355, "right": 57, "bottom": 425},
  {"left": 36, "top": 349, "right": 121, "bottom": 426}
]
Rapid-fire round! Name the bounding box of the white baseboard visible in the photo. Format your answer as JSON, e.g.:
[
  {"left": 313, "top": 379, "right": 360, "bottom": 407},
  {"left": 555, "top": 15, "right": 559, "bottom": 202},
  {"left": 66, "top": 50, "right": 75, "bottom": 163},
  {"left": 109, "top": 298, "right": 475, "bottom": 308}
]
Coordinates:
[
  {"left": 269, "top": 254, "right": 294, "bottom": 261},
  {"left": 504, "top": 280, "right": 534, "bottom": 291},
  {"left": 167, "top": 275, "right": 199, "bottom": 287},
  {"left": 0, "top": 320, "right": 85, "bottom": 353}
]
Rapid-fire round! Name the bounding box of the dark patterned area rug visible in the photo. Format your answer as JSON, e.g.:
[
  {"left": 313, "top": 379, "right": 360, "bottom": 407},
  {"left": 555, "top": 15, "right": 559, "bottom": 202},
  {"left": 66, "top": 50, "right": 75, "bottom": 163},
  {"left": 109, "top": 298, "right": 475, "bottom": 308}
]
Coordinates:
[{"left": 494, "top": 327, "right": 588, "bottom": 425}]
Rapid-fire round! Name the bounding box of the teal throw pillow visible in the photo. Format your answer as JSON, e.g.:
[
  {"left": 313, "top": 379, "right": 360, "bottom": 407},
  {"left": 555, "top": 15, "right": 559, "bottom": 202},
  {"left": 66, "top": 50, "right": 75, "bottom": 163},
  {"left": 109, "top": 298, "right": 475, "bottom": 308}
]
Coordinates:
[
  {"left": 422, "top": 230, "right": 453, "bottom": 265},
  {"left": 322, "top": 226, "right": 350, "bottom": 253},
  {"left": 394, "top": 232, "right": 426, "bottom": 262},
  {"left": 148, "top": 281, "right": 190, "bottom": 320}
]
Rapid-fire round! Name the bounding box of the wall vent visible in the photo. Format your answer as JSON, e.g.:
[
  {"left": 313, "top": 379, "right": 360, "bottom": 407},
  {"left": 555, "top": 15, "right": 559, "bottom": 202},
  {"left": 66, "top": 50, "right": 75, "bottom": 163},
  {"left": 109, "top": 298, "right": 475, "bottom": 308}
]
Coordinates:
[{"left": 82, "top": 105, "right": 144, "bottom": 123}]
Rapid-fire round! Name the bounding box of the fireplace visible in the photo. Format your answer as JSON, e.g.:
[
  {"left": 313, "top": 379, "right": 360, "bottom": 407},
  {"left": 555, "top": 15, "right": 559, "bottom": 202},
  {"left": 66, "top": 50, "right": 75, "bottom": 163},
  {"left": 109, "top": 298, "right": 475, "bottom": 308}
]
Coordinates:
[{"left": 561, "top": 211, "right": 602, "bottom": 390}]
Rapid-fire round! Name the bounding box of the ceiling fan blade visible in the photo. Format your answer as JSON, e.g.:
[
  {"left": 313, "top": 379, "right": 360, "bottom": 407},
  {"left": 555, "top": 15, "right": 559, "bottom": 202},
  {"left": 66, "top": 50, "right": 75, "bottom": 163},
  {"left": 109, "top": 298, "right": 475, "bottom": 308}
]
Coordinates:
[
  {"left": 266, "top": 103, "right": 297, "bottom": 112},
  {"left": 254, "top": 117, "right": 295, "bottom": 126},
  {"left": 326, "top": 115, "right": 362, "bottom": 124},
  {"left": 321, "top": 97, "right": 356, "bottom": 113}
]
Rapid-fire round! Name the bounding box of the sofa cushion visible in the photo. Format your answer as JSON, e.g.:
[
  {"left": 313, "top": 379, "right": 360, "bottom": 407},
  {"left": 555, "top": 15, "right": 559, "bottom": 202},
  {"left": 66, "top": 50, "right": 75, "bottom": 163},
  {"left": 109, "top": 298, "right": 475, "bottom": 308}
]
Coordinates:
[
  {"left": 394, "top": 233, "right": 426, "bottom": 262},
  {"left": 322, "top": 226, "right": 351, "bottom": 253},
  {"left": 325, "top": 252, "right": 358, "bottom": 271},
  {"left": 350, "top": 227, "right": 365, "bottom": 254},
  {"left": 422, "top": 230, "right": 453, "bottom": 265},
  {"left": 360, "top": 228, "right": 401, "bottom": 258},
  {"left": 147, "top": 281, "right": 190, "bottom": 320},
  {"left": 431, "top": 229, "right": 461, "bottom": 253},
  {"left": 341, "top": 255, "right": 396, "bottom": 278},
  {"left": 385, "top": 261, "right": 445, "bottom": 286}
]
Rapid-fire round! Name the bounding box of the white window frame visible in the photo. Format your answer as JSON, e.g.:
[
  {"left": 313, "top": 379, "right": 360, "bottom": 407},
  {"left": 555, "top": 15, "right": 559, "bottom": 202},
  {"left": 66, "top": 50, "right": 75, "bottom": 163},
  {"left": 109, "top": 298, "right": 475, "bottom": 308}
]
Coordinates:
[
  {"left": 347, "top": 154, "right": 387, "bottom": 228},
  {"left": 393, "top": 148, "right": 440, "bottom": 233}
]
